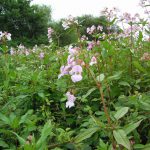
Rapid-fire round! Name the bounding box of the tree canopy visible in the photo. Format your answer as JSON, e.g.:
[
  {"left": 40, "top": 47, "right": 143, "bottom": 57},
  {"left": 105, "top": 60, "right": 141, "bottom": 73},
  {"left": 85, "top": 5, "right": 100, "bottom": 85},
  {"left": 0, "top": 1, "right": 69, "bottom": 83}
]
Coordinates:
[{"left": 0, "top": 0, "right": 51, "bottom": 46}]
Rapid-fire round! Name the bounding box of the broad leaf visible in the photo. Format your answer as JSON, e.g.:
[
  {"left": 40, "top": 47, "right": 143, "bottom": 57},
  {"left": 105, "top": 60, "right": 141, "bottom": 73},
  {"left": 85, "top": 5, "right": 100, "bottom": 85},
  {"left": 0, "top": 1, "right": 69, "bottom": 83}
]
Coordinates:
[
  {"left": 113, "top": 129, "right": 131, "bottom": 150},
  {"left": 123, "top": 120, "right": 142, "bottom": 135},
  {"left": 74, "top": 127, "right": 99, "bottom": 143},
  {"left": 114, "top": 107, "right": 129, "bottom": 120}
]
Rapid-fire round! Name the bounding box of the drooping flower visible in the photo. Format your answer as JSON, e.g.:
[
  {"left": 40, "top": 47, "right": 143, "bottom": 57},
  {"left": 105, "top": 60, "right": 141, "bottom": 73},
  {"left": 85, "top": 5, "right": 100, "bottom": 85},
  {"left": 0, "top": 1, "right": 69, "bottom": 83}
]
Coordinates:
[
  {"left": 39, "top": 52, "right": 44, "bottom": 59},
  {"left": 5, "top": 32, "right": 11, "bottom": 41},
  {"left": 10, "top": 47, "right": 14, "bottom": 55},
  {"left": 71, "top": 74, "right": 83, "bottom": 83},
  {"left": 66, "top": 91, "right": 76, "bottom": 108},
  {"left": 87, "top": 25, "right": 96, "bottom": 34},
  {"left": 69, "top": 65, "right": 82, "bottom": 75},
  {"left": 89, "top": 56, "right": 97, "bottom": 66},
  {"left": 58, "top": 65, "right": 71, "bottom": 79},
  {"left": 69, "top": 46, "right": 80, "bottom": 56},
  {"left": 62, "top": 15, "right": 78, "bottom": 30},
  {"left": 69, "top": 65, "right": 83, "bottom": 82},
  {"left": 97, "top": 25, "right": 103, "bottom": 31},
  {"left": 47, "top": 27, "right": 53, "bottom": 42},
  {"left": 87, "top": 42, "right": 95, "bottom": 50},
  {"left": 25, "top": 50, "right": 29, "bottom": 56}
]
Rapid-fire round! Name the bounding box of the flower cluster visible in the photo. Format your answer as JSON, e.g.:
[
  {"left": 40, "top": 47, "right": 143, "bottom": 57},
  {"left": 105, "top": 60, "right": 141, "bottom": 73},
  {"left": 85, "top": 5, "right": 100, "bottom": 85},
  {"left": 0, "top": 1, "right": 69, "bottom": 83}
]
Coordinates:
[
  {"left": 139, "top": 0, "right": 150, "bottom": 7},
  {"left": 66, "top": 91, "right": 76, "bottom": 108},
  {"left": 62, "top": 15, "right": 78, "bottom": 30},
  {"left": 121, "top": 13, "right": 140, "bottom": 23},
  {"left": 9, "top": 44, "right": 45, "bottom": 59},
  {"left": 58, "top": 46, "right": 84, "bottom": 82},
  {"left": 87, "top": 25, "right": 103, "bottom": 34},
  {"left": 101, "top": 7, "right": 119, "bottom": 21},
  {"left": 0, "top": 31, "right": 11, "bottom": 42},
  {"left": 87, "top": 40, "right": 100, "bottom": 50},
  {"left": 47, "top": 27, "right": 54, "bottom": 43}
]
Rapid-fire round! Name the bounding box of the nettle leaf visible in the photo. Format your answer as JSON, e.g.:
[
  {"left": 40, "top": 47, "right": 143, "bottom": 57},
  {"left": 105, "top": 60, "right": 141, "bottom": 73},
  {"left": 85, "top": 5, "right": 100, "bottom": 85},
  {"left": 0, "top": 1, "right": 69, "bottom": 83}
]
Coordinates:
[
  {"left": 113, "top": 129, "right": 131, "bottom": 150},
  {"left": 119, "top": 81, "right": 130, "bottom": 87},
  {"left": 107, "top": 71, "right": 122, "bottom": 81},
  {"left": 82, "top": 87, "right": 96, "bottom": 99},
  {"left": 74, "top": 127, "right": 99, "bottom": 143},
  {"left": 114, "top": 107, "right": 129, "bottom": 120},
  {"left": 96, "top": 74, "right": 105, "bottom": 82},
  {"left": 123, "top": 120, "right": 142, "bottom": 135}
]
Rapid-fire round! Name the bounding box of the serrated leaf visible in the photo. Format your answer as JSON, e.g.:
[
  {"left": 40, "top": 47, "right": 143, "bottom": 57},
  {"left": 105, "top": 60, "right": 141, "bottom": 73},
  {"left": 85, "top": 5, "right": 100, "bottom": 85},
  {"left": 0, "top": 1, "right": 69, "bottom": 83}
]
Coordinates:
[
  {"left": 123, "top": 120, "right": 142, "bottom": 135},
  {"left": 74, "top": 127, "right": 99, "bottom": 143},
  {"left": 113, "top": 129, "right": 131, "bottom": 150},
  {"left": 107, "top": 71, "right": 122, "bottom": 81},
  {"left": 82, "top": 87, "right": 96, "bottom": 99},
  {"left": 114, "top": 107, "right": 129, "bottom": 120},
  {"left": 119, "top": 81, "right": 130, "bottom": 87}
]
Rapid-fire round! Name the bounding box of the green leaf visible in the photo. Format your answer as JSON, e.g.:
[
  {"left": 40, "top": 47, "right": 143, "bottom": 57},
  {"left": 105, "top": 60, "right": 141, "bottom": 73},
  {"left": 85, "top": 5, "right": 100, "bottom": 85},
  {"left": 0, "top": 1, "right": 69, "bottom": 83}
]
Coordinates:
[
  {"left": 96, "top": 74, "right": 105, "bottom": 82},
  {"left": 11, "top": 131, "right": 26, "bottom": 145},
  {"left": 82, "top": 87, "right": 96, "bottom": 99},
  {"left": 133, "top": 61, "right": 146, "bottom": 73},
  {"left": 19, "top": 110, "right": 33, "bottom": 124},
  {"left": 134, "top": 143, "right": 150, "bottom": 150},
  {"left": 119, "top": 81, "right": 130, "bottom": 87},
  {"left": 113, "top": 129, "right": 131, "bottom": 150},
  {"left": 123, "top": 120, "right": 142, "bottom": 135},
  {"left": 0, "top": 140, "right": 9, "bottom": 148},
  {"left": 107, "top": 71, "right": 122, "bottom": 81},
  {"left": 74, "top": 127, "right": 99, "bottom": 143},
  {"left": 0, "top": 113, "right": 10, "bottom": 125},
  {"left": 114, "top": 107, "right": 129, "bottom": 120},
  {"left": 138, "top": 101, "right": 150, "bottom": 111},
  {"left": 36, "top": 120, "right": 53, "bottom": 149}
]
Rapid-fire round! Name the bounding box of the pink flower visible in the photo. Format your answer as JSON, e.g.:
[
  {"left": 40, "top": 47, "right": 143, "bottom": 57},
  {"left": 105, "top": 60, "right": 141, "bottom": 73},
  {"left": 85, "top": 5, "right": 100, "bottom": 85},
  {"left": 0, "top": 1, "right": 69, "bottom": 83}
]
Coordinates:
[
  {"left": 66, "top": 92, "right": 76, "bottom": 108},
  {"left": 58, "top": 65, "right": 70, "bottom": 79},
  {"left": 39, "top": 52, "right": 44, "bottom": 59},
  {"left": 87, "top": 25, "right": 96, "bottom": 34},
  {"left": 25, "top": 50, "right": 29, "bottom": 56},
  {"left": 97, "top": 25, "right": 103, "bottom": 31},
  {"left": 10, "top": 48, "right": 14, "bottom": 55},
  {"left": 89, "top": 56, "right": 97, "bottom": 66},
  {"left": 87, "top": 27, "right": 91, "bottom": 34},
  {"left": 69, "top": 65, "right": 82, "bottom": 75},
  {"left": 69, "top": 46, "right": 80, "bottom": 56},
  {"left": 47, "top": 27, "right": 53, "bottom": 42},
  {"left": 87, "top": 42, "right": 94, "bottom": 50},
  {"left": 5, "top": 32, "right": 11, "bottom": 41},
  {"left": 71, "top": 74, "right": 83, "bottom": 82}
]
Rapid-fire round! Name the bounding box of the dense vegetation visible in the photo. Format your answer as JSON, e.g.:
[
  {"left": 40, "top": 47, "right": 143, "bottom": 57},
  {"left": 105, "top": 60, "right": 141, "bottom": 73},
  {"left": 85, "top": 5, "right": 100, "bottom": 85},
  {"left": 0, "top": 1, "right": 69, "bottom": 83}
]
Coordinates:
[{"left": 0, "top": 0, "right": 150, "bottom": 149}]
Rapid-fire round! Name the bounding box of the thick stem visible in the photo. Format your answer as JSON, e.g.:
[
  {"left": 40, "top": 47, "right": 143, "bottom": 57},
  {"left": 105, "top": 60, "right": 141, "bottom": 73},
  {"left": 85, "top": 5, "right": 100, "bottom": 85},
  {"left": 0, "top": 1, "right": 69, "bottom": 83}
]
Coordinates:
[
  {"left": 86, "top": 66, "right": 111, "bottom": 125},
  {"left": 97, "top": 83, "right": 111, "bottom": 125}
]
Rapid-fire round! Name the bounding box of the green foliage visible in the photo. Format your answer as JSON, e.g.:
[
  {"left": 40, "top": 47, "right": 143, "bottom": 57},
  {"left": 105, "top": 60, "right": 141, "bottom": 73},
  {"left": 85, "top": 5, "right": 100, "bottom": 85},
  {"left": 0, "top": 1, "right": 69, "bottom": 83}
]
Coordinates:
[
  {"left": 0, "top": 3, "right": 150, "bottom": 149},
  {"left": 0, "top": 0, "right": 51, "bottom": 46}
]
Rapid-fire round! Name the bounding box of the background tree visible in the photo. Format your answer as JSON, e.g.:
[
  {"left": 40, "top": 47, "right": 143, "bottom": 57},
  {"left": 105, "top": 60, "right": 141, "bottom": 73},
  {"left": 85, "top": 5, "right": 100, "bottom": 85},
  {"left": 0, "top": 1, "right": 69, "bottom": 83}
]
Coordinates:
[{"left": 0, "top": 0, "right": 51, "bottom": 46}]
